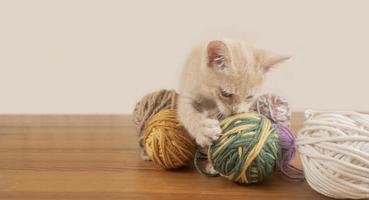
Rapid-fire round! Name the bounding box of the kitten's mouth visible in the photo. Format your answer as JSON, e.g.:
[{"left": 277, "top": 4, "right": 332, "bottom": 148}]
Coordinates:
[{"left": 214, "top": 100, "right": 232, "bottom": 119}]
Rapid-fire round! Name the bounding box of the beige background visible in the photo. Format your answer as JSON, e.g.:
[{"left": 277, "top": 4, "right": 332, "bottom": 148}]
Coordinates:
[{"left": 0, "top": 0, "right": 368, "bottom": 113}]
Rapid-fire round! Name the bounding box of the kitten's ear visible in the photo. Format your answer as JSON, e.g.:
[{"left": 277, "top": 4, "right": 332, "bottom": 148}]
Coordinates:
[
  {"left": 257, "top": 49, "right": 290, "bottom": 73},
  {"left": 207, "top": 40, "right": 230, "bottom": 69}
]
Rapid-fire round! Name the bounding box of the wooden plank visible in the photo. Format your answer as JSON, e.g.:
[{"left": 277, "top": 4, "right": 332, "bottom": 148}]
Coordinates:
[{"left": 0, "top": 113, "right": 332, "bottom": 200}]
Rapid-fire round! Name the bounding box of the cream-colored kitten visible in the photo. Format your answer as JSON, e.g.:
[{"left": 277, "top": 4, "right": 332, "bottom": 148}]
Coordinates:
[{"left": 178, "top": 39, "right": 289, "bottom": 147}]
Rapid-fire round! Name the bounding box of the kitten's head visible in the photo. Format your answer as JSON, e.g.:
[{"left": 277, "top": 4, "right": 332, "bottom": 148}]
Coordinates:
[{"left": 203, "top": 39, "right": 289, "bottom": 117}]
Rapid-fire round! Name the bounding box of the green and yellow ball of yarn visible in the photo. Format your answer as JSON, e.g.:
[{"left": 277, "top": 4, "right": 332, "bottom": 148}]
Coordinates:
[
  {"left": 209, "top": 112, "right": 281, "bottom": 184},
  {"left": 144, "top": 109, "right": 196, "bottom": 169}
]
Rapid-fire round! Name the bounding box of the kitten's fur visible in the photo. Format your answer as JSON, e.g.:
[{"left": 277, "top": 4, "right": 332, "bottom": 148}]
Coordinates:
[{"left": 178, "top": 39, "right": 289, "bottom": 147}]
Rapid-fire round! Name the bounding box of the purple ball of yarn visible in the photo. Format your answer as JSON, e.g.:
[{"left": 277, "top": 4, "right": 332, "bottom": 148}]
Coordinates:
[{"left": 273, "top": 123, "right": 304, "bottom": 180}]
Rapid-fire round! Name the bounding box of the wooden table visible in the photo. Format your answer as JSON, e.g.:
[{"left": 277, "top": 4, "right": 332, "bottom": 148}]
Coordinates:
[{"left": 0, "top": 114, "right": 331, "bottom": 200}]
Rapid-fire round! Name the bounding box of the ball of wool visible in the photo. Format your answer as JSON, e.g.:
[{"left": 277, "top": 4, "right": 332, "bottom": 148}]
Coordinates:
[
  {"left": 251, "top": 94, "right": 303, "bottom": 180},
  {"left": 133, "top": 89, "right": 178, "bottom": 150},
  {"left": 297, "top": 110, "right": 369, "bottom": 199},
  {"left": 208, "top": 112, "right": 281, "bottom": 184},
  {"left": 273, "top": 123, "right": 304, "bottom": 180},
  {"left": 251, "top": 94, "right": 291, "bottom": 128},
  {"left": 144, "top": 109, "right": 196, "bottom": 169}
]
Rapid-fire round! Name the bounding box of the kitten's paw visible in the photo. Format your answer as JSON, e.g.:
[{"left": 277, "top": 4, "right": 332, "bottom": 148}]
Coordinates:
[
  {"left": 195, "top": 134, "right": 213, "bottom": 148},
  {"left": 205, "top": 162, "right": 218, "bottom": 175},
  {"left": 195, "top": 118, "right": 222, "bottom": 147}
]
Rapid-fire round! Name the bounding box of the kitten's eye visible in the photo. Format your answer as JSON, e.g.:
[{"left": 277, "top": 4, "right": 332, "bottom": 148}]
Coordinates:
[
  {"left": 220, "top": 90, "right": 233, "bottom": 98},
  {"left": 246, "top": 95, "right": 254, "bottom": 100}
]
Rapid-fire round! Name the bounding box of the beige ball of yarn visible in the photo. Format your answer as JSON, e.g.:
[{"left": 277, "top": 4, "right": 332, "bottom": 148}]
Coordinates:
[
  {"left": 132, "top": 89, "right": 178, "bottom": 150},
  {"left": 297, "top": 110, "right": 369, "bottom": 199}
]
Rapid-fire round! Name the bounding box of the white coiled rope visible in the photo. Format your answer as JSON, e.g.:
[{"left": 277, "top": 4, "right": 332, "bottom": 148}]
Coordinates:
[{"left": 297, "top": 110, "right": 369, "bottom": 199}]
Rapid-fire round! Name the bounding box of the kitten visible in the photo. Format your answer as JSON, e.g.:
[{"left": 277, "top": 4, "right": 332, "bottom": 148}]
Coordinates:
[{"left": 177, "top": 39, "right": 289, "bottom": 148}]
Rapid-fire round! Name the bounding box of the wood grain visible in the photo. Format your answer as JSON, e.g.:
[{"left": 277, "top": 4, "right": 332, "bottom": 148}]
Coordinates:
[{"left": 0, "top": 113, "right": 332, "bottom": 200}]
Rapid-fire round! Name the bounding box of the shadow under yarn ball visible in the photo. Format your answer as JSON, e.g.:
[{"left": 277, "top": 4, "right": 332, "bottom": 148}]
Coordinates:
[{"left": 209, "top": 112, "right": 281, "bottom": 184}]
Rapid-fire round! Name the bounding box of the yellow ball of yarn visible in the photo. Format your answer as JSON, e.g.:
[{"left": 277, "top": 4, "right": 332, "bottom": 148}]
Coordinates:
[
  {"left": 144, "top": 109, "right": 196, "bottom": 169},
  {"left": 133, "top": 89, "right": 178, "bottom": 150}
]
